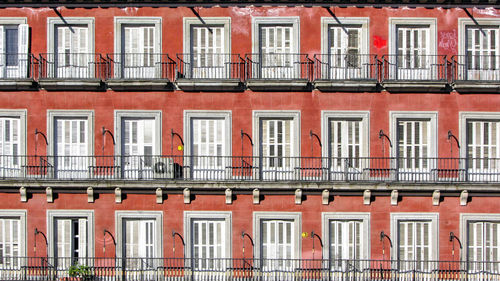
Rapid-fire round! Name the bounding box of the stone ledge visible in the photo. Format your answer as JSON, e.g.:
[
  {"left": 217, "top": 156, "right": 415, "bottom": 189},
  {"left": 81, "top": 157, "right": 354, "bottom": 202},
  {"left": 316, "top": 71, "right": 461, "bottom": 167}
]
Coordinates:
[
  {"left": 382, "top": 80, "right": 450, "bottom": 93},
  {"left": 38, "top": 79, "right": 104, "bottom": 91},
  {"left": 176, "top": 78, "right": 243, "bottom": 92},
  {"left": 106, "top": 79, "right": 174, "bottom": 91},
  {"left": 0, "top": 79, "right": 37, "bottom": 91},
  {"left": 314, "top": 79, "right": 379, "bottom": 92},
  {"left": 246, "top": 79, "right": 311, "bottom": 91},
  {"left": 453, "top": 81, "right": 500, "bottom": 94}
]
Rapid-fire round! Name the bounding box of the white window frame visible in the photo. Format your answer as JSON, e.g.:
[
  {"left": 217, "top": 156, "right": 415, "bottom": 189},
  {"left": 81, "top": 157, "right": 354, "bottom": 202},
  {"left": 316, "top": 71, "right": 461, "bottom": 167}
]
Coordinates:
[
  {"left": 460, "top": 213, "right": 500, "bottom": 262},
  {"left": 114, "top": 110, "right": 162, "bottom": 156},
  {"left": 0, "top": 210, "right": 27, "bottom": 258},
  {"left": 115, "top": 211, "right": 163, "bottom": 259},
  {"left": 390, "top": 213, "right": 439, "bottom": 261},
  {"left": 321, "top": 212, "right": 370, "bottom": 261},
  {"left": 253, "top": 212, "right": 301, "bottom": 261},
  {"left": 0, "top": 109, "right": 27, "bottom": 156},
  {"left": 388, "top": 18, "right": 437, "bottom": 57},
  {"left": 458, "top": 18, "right": 500, "bottom": 57},
  {"left": 47, "top": 110, "right": 94, "bottom": 156},
  {"left": 183, "top": 17, "right": 231, "bottom": 55},
  {"left": 251, "top": 17, "right": 300, "bottom": 55},
  {"left": 320, "top": 17, "right": 369, "bottom": 56},
  {"left": 321, "top": 111, "right": 370, "bottom": 158},
  {"left": 184, "top": 211, "right": 232, "bottom": 259},
  {"left": 47, "top": 17, "right": 95, "bottom": 56},
  {"left": 113, "top": 17, "right": 161, "bottom": 57},
  {"left": 47, "top": 210, "right": 95, "bottom": 258},
  {"left": 460, "top": 111, "right": 500, "bottom": 158},
  {"left": 390, "top": 111, "right": 438, "bottom": 158},
  {"left": 0, "top": 18, "right": 29, "bottom": 79}
]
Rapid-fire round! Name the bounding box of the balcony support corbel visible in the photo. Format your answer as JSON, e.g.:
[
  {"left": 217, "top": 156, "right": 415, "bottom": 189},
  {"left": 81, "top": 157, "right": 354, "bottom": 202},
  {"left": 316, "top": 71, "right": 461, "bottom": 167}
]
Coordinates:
[
  {"left": 432, "top": 190, "right": 441, "bottom": 206},
  {"left": 87, "top": 187, "right": 94, "bottom": 203},
  {"left": 295, "top": 189, "right": 302, "bottom": 205},
  {"left": 363, "top": 190, "right": 371, "bottom": 205},
  {"left": 20, "top": 187, "right": 27, "bottom": 202},
  {"left": 183, "top": 188, "right": 191, "bottom": 204},
  {"left": 114, "top": 188, "right": 122, "bottom": 204},
  {"left": 253, "top": 189, "right": 260, "bottom": 204},
  {"left": 225, "top": 188, "right": 233, "bottom": 205},
  {"left": 46, "top": 187, "right": 53, "bottom": 203},
  {"left": 460, "top": 190, "right": 468, "bottom": 206},
  {"left": 391, "top": 190, "right": 398, "bottom": 206},
  {"left": 322, "top": 189, "right": 329, "bottom": 205},
  {"left": 156, "top": 188, "right": 163, "bottom": 204}
]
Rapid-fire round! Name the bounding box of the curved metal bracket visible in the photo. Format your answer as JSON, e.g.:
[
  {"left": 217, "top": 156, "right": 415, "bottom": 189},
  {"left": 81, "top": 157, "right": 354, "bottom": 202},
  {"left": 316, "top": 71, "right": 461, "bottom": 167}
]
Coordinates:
[
  {"left": 102, "top": 127, "right": 116, "bottom": 145},
  {"left": 447, "top": 130, "right": 461, "bottom": 149},
  {"left": 241, "top": 231, "right": 254, "bottom": 246},
  {"left": 103, "top": 229, "right": 117, "bottom": 246},
  {"left": 378, "top": 130, "right": 393, "bottom": 148},
  {"left": 241, "top": 130, "right": 254, "bottom": 147},
  {"left": 449, "top": 232, "right": 463, "bottom": 249},
  {"left": 380, "top": 231, "right": 393, "bottom": 248},
  {"left": 309, "top": 130, "right": 322, "bottom": 148}
]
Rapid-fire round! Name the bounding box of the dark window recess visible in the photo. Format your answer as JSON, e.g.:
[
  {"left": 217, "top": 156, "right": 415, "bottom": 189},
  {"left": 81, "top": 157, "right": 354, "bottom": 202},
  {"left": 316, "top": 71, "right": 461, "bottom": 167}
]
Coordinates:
[{"left": 5, "top": 28, "right": 18, "bottom": 66}]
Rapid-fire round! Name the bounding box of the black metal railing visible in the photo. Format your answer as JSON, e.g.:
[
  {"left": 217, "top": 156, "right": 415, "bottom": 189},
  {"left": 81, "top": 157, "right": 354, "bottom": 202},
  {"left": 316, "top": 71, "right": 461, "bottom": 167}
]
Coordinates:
[
  {"left": 0, "top": 52, "right": 35, "bottom": 79},
  {"left": 106, "top": 53, "right": 176, "bottom": 80},
  {"left": 1, "top": 155, "right": 500, "bottom": 183},
  {"left": 0, "top": 257, "right": 499, "bottom": 281},
  {"left": 245, "top": 53, "right": 313, "bottom": 80},
  {"left": 39, "top": 53, "right": 107, "bottom": 80},
  {"left": 452, "top": 54, "right": 500, "bottom": 82},
  {"left": 176, "top": 53, "right": 245, "bottom": 80},
  {"left": 314, "top": 54, "right": 378, "bottom": 81},
  {"left": 382, "top": 54, "right": 448, "bottom": 81}
]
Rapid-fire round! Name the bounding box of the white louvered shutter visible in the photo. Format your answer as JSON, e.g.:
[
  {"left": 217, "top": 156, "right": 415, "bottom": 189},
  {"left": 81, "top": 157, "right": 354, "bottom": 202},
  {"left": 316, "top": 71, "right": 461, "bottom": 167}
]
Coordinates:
[
  {"left": 0, "top": 26, "right": 5, "bottom": 77},
  {"left": 260, "top": 25, "right": 293, "bottom": 78},
  {"left": 0, "top": 218, "right": 20, "bottom": 266},
  {"left": 466, "top": 27, "right": 500, "bottom": 80},
  {"left": 192, "top": 220, "right": 225, "bottom": 270},
  {"left": 192, "top": 119, "right": 224, "bottom": 170},
  {"left": 329, "top": 26, "right": 361, "bottom": 66},
  {"left": 397, "top": 26, "right": 429, "bottom": 68},
  {"left": 468, "top": 221, "right": 500, "bottom": 271},
  {"left": 0, "top": 118, "right": 20, "bottom": 169},
  {"left": 261, "top": 220, "right": 294, "bottom": 263},
  {"left": 467, "top": 121, "right": 500, "bottom": 173},
  {"left": 56, "top": 26, "right": 89, "bottom": 78},
  {"left": 330, "top": 120, "right": 361, "bottom": 169},
  {"left": 397, "top": 120, "right": 430, "bottom": 170},
  {"left": 192, "top": 26, "right": 225, "bottom": 78},
  {"left": 399, "top": 221, "right": 431, "bottom": 270},
  {"left": 262, "top": 119, "right": 293, "bottom": 169},
  {"left": 125, "top": 219, "right": 155, "bottom": 259},
  {"left": 57, "top": 219, "right": 72, "bottom": 262},
  {"left": 330, "top": 220, "right": 362, "bottom": 261},
  {"left": 124, "top": 26, "right": 155, "bottom": 78},
  {"left": 78, "top": 218, "right": 87, "bottom": 260},
  {"left": 17, "top": 24, "right": 28, "bottom": 78}
]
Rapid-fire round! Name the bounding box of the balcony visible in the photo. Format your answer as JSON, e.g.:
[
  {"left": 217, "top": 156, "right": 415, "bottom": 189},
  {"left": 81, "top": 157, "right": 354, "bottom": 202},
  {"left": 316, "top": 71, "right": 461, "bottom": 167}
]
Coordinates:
[
  {"left": 313, "top": 54, "right": 379, "bottom": 92},
  {"left": 0, "top": 257, "right": 499, "bottom": 281},
  {"left": 176, "top": 53, "right": 245, "bottom": 91},
  {"left": 0, "top": 53, "right": 37, "bottom": 90},
  {"left": 245, "top": 53, "right": 313, "bottom": 91},
  {"left": 105, "top": 53, "right": 176, "bottom": 91},
  {"left": 382, "top": 54, "right": 449, "bottom": 93},
  {"left": 1, "top": 155, "right": 499, "bottom": 184},
  {"left": 452, "top": 54, "right": 500, "bottom": 93},
  {"left": 38, "top": 53, "right": 107, "bottom": 91}
]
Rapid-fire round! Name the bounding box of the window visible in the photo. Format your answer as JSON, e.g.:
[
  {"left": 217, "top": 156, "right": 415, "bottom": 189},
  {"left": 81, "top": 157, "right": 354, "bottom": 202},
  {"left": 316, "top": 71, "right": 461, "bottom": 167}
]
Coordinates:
[
  {"left": 322, "top": 213, "right": 370, "bottom": 270},
  {"left": 391, "top": 213, "right": 438, "bottom": 270},
  {"left": 389, "top": 18, "right": 437, "bottom": 80},
  {"left": 116, "top": 211, "right": 162, "bottom": 271},
  {"left": 459, "top": 19, "right": 499, "bottom": 81},
  {"left": 0, "top": 211, "right": 26, "bottom": 267},
  {"left": 254, "top": 111, "right": 300, "bottom": 180},
  {"left": 0, "top": 19, "right": 28, "bottom": 79},
  {"left": 183, "top": 18, "right": 231, "bottom": 79},
  {"left": 390, "top": 112, "right": 437, "bottom": 180},
  {"left": 47, "top": 18, "right": 94, "bottom": 79},
  {"left": 47, "top": 210, "right": 94, "bottom": 269},
  {"left": 461, "top": 214, "right": 500, "bottom": 272},
  {"left": 184, "top": 212, "right": 231, "bottom": 272},
  {"left": 254, "top": 212, "right": 301, "bottom": 270},
  {"left": 252, "top": 17, "right": 299, "bottom": 79},
  {"left": 114, "top": 17, "right": 161, "bottom": 79},
  {"left": 48, "top": 110, "right": 94, "bottom": 179},
  {"left": 321, "top": 18, "right": 369, "bottom": 80}
]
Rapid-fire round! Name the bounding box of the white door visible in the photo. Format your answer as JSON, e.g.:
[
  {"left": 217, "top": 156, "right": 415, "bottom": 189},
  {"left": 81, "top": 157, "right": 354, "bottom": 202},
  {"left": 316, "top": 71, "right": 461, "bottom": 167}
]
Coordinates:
[
  {"left": 261, "top": 119, "right": 295, "bottom": 180},
  {"left": 0, "top": 218, "right": 20, "bottom": 268},
  {"left": 398, "top": 221, "right": 432, "bottom": 270},
  {"left": 55, "top": 218, "right": 87, "bottom": 269},
  {"left": 468, "top": 221, "right": 500, "bottom": 272},
  {"left": 328, "top": 26, "right": 363, "bottom": 79},
  {"left": 261, "top": 220, "right": 294, "bottom": 272},
  {"left": 395, "top": 26, "right": 432, "bottom": 80},
  {"left": 191, "top": 26, "right": 226, "bottom": 79},
  {"left": 124, "top": 219, "right": 155, "bottom": 270},
  {"left": 0, "top": 24, "right": 29, "bottom": 79},
  {"left": 122, "top": 26, "right": 158, "bottom": 79},
  {"left": 122, "top": 119, "right": 155, "bottom": 179},
  {"left": 329, "top": 220, "right": 363, "bottom": 271},
  {"left": 192, "top": 219, "right": 226, "bottom": 276},
  {"left": 56, "top": 25, "right": 91, "bottom": 79},
  {"left": 260, "top": 25, "right": 294, "bottom": 79},
  {"left": 191, "top": 119, "right": 226, "bottom": 179},
  {"left": 397, "top": 120, "right": 431, "bottom": 180},
  {"left": 0, "top": 118, "right": 21, "bottom": 178},
  {"left": 55, "top": 119, "right": 88, "bottom": 179},
  {"left": 465, "top": 27, "right": 500, "bottom": 81},
  {"left": 466, "top": 121, "right": 500, "bottom": 181},
  {"left": 329, "top": 120, "right": 362, "bottom": 180}
]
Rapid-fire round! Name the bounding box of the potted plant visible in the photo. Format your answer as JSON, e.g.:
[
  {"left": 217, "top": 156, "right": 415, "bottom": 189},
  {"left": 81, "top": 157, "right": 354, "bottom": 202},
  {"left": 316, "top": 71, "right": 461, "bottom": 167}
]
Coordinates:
[{"left": 64, "top": 263, "right": 92, "bottom": 281}]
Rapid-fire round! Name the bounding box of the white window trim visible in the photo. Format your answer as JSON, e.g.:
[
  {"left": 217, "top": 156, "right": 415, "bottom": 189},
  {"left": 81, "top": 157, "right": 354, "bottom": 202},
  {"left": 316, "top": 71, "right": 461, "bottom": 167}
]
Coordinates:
[
  {"left": 390, "top": 212, "right": 439, "bottom": 260},
  {"left": 47, "top": 17, "right": 95, "bottom": 55},
  {"left": 0, "top": 18, "right": 27, "bottom": 25},
  {"left": 321, "top": 212, "right": 370, "bottom": 260},
  {"left": 253, "top": 211, "right": 301, "bottom": 260},
  {"left": 183, "top": 17, "right": 231, "bottom": 55},
  {"left": 460, "top": 213, "right": 500, "bottom": 261},
  {"left": 114, "top": 110, "right": 162, "bottom": 156},
  {"left": 251, "top": 17, "right": 300, "bottom": 54},
  {"left": 115, "top": 211, "right": 163, "bottom": 259},
  {"left": 389, "top": 111, "right": 438, "bottom": 157},
  {"left": 320, "top": 17, "right": 370, "bottom": 55},
  {"left": 458, "top": 18, "right": 500, "bottom": 56},
  {"left": 459, "top": 112, "right": 500, "bottom": 158},
  {"left": 184, "top": 211, "right": 232, "bottom": 259},
  {"left": 47, "top": 209, "right": 95, "bottom": 258},
  {"left": 0, "top": 109, "right": 27, "bottom": 156},
  {"left": 47, "top": 110, "right": 94, "bottom": 156},
  {"left": 321, "top": 111, "right": 370, "bottom": 158},
  {"left": 0, "top": 210, "right": 27, "bottom": 257},
  {"left": 114, "top": 17, "right": 162, "bottom": 55},
  {"left": 183, "top": 110, "right": 232, "bottom": 156},
  {"left": 388, "top": 18, "right": 437, "bottom": 56},
  {"left": 252, "top": 110, "right": 301, "bottom": 159}
]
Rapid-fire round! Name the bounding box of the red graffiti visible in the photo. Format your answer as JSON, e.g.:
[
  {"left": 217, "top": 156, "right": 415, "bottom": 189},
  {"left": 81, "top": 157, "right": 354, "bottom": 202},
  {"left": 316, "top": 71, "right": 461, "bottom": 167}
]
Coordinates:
[{"left": 373, "top": 35, "right": 387, "bottom": 49}]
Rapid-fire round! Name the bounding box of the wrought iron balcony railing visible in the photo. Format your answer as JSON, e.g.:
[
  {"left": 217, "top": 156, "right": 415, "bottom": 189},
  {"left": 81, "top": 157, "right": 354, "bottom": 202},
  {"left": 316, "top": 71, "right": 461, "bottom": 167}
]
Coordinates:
[
  {"left": 176, "top": 53, "right": 245, "bottom": 80},
  {"left": 0, "top": 53, "right": 36, "bottom": 79},
  {"left": 1, "top": 155, "right": 500, "bottom": 183},
  {"left": 382, "top": 54, "right": 448, "bottom": 81},
  {"left": 106, "top": 53, "right": 176, "bottom": 80},
  {"left": 245, "top": 53, "right": 313, "bottom": 80},
  {"left": 313, "top": 54, "right": 379, "bottom": 81},
  {"left": 452, "top": 54, "right": 500, "bottom": 82},
  {"left": 39, "top": 53, "right": 107, "bottom": 80},
  {"left": 0, "top": 257, "right": 498, "bottom": 281}
]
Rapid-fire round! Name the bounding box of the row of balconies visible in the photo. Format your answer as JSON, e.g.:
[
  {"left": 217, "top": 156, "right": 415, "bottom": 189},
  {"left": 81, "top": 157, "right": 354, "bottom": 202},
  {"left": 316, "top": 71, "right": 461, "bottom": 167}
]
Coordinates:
[
  {"left": 1, "top": 53, "right": 499, "bottom": 92},
  {"left": 2, "top": 155, "right": 500, "bottom": 183}
]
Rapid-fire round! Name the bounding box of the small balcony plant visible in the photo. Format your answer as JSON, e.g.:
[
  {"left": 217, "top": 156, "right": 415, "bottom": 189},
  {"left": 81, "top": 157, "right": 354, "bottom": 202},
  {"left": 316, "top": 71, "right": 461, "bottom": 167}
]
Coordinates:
[{"left": 63, "top": 263, "right": 92, "bottom": 281}]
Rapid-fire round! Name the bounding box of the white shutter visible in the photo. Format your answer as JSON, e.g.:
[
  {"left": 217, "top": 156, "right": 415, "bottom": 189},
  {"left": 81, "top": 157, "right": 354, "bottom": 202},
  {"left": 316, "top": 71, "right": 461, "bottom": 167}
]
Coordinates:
[
  {"left": 0, "top": 218, "right": 20, "bottom": 262},
  {"left": 17, "top": 24, "right": 28, "bottom": 78},
  {"left": 261, "top": 220, "right": 294, "bottom": 262},
  {"left": 57, "top": 219, "right": 72, "bottom": 258},
  {"left": 262, "top": 119, "right": 293, "bottom": 168},
  {"left": 192, "top": 220, "right": 225, "bottom": 269},
  {"left": 123, "top": 119, "right": 155, "bottom": 156},
  {"left": 0, "top": 26, "right": 5, "bottom": 77},
  {"left": 78, "top": 218, "right": 87, "bottom": 259},
  {"left": 398, "top": 120, "right": 430, "bottom": 169},
  {"left": 399, "top": 221, "right": 432, "bottom": 267},
  {"left": 125, "top": 219, "right": 155, "bottom": 259},
  {"left": 192, "top": 119, "right": 225, "bottom": 170},
  {"left": 330, "top": 220, "right": 363, "bottom": 262}
]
